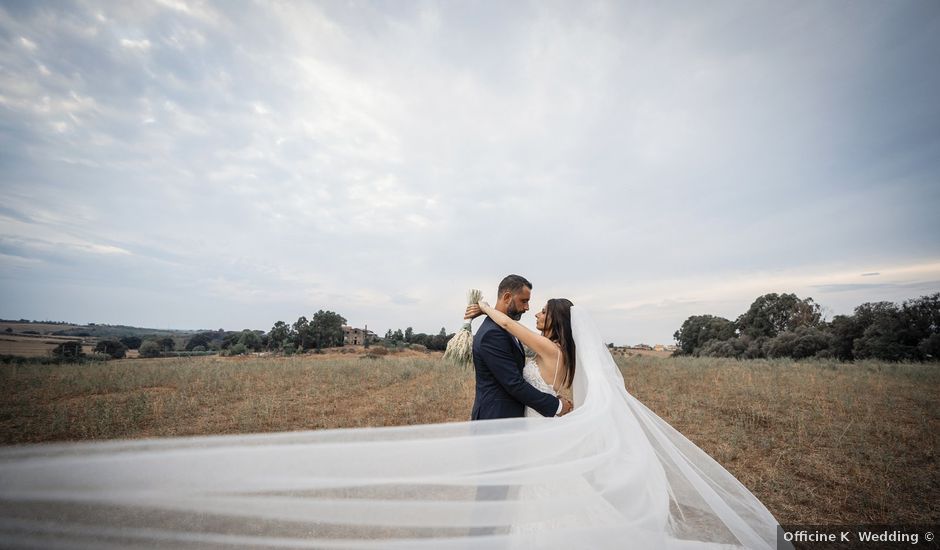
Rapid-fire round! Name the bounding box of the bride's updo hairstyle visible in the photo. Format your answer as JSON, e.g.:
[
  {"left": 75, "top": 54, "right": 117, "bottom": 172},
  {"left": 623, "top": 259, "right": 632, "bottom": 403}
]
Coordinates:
[{"left": 544, "top": 298, "right": 576, "bottom": 388}]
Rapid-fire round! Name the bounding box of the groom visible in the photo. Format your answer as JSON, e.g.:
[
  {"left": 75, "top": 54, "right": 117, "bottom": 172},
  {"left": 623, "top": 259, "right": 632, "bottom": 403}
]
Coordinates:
[{"left": 470, "top": 274, "right": 573, "bottom": 420}]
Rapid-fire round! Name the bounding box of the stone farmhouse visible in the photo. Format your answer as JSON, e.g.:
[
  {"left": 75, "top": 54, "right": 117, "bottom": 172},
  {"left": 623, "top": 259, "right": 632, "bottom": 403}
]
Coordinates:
[{"left": 342, "top": 325, "right": 377, "bottom": 345}]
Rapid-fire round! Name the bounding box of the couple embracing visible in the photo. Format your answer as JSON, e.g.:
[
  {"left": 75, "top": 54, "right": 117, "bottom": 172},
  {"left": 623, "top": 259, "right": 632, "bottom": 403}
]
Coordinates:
[{"left": 466, "top": 274, "right": 575, "bottom": 422}]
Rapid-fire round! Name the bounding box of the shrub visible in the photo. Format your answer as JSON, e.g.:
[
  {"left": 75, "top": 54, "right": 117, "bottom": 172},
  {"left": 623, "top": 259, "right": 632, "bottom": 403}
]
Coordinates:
[
  {"left": 138, "top": 340, "right": 162, "bottom": 358},
  {"left": 95, "top": 339, "right": 127, "bottom": 359},
  {"left": 766, "top": 327, "right": 833, "bottom": 359},
  {"left": 229, "top": 343, "right": 248, "bottom": 356},
  {"left": 119, "top": 336, "right": 142, "bottom": 350},
  {"left": 51, "top": 341, "right": 84, "bottom": 360},
  {"left": 918, "top": 333, "right": 940, "bottom": 360},
  {"left": 698, "top": 338, "right": 747, "bottom": 359},
  {"left": 742, "top": 336, "right": 768, "bottom": 359}
]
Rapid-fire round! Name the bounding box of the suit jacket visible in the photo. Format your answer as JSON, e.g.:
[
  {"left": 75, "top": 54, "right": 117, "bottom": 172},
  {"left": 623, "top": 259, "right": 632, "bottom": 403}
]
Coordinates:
[{"left": 470, "top": 316, "right": 560, "bottom": 420}]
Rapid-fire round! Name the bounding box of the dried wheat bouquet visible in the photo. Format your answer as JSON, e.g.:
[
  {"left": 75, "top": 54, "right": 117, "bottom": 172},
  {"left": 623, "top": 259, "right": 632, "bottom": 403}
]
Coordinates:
[{"left": 442, "top": 288, "right": 482, "bottom": 367}]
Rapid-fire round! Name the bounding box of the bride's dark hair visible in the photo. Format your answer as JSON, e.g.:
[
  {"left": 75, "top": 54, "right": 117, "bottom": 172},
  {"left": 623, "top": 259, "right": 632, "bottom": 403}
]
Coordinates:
[{"left": 544, "top": 298, "right": 576, "bottom": 389}]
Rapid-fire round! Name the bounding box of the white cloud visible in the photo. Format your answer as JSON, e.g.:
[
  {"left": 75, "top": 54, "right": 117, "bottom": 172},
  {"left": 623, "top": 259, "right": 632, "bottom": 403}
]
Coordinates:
[
  {"left": 120, "top": 38, "right": 151, "bottom": 51},
  {"left": 152, "top": 0, "right": 220, "bottom": 23},
  {"left": 19, "top": 36, "right": 37, "bottom": 50}
]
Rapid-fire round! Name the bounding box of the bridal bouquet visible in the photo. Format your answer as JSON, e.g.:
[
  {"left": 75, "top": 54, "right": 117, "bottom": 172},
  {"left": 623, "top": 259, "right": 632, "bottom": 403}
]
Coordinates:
[{"left": 442, "top": 288, "right": 482, "bottom": 368}]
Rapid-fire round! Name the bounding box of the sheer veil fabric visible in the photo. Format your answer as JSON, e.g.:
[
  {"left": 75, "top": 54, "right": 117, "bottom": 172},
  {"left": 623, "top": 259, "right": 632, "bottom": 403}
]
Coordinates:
[{"left": 0, "top": 308, "right": 785, "bottom": 549}]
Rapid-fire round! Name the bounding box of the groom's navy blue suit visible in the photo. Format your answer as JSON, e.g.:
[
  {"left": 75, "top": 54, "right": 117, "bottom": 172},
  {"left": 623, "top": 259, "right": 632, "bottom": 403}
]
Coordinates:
[{"left": 470, "top": 316, "right": 560, "bottom": 419}]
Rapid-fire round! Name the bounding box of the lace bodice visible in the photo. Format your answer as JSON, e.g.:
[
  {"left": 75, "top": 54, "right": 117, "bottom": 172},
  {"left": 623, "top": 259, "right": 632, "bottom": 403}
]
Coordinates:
[{"left": 523, "top": 358, "right": 557, "bottom": 397}]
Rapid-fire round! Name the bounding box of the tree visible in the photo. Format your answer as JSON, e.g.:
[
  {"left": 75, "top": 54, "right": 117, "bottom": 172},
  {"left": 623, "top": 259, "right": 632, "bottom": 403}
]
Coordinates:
[
  {"left": 119, "top": 336, "right": 142, "bottom": 350},
  {"left": 309, "top": 310, "right": 347, "bottom": 349},
  {"left": 673, "top": 315, "right": 736, "bottom": 356},
  {"left": 836, "top": 294, "right": 940, "bottom": 361},
  {"left": 430, "top": 327, "right": 451, "bottom": 351},
  {"left": 95, "top": 339, "right": 127, "bottom": 359},
  {"left": 237, "top": 329, "right": 262, "bottom": 351},
  {"left": 139, "top": 340, "right": 162, "bottom": 358},
  {"left": 851, "top": 302, "right": 909, "bottom": 361},
  {"left": 410, "top": 332, "right": 430, "bottom": 348},
  {"left": 52, "top": 341, "right": 84, "bottom": 360},
  {"left": 268, "top": 321, "right": 292, "bottom": 351},
  {"left": 901, "top": 293, "right": 940, "bottom": 360},
  {"left": 159, "top": 337, "right": 176, "bottom": 352},
  {"left": 185, "top": 332, "right": 213, "bottom": 351},
  {"left": 827, "top": 315, "right": 861, "bottom": 361},
  {"left": 221, "top": 332, "right": 240, "bottom": 350},
  {"left": 293, "top": 317, "right": 310, "bottom": 350},
  {"left": 392, "top": 329, "right": 404, "bottom": 343},
  {"left": 736, "top": 293, "right": 821, "bottom": 339},
  {"left": 404, "top": 327, "right": 414, "bottom": 343}
]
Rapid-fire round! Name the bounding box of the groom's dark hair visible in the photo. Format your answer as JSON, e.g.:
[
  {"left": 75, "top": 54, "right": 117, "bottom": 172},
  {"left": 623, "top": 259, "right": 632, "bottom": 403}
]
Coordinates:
[{"left": 497, "top": 274, "right": 532, "bottom": 297}]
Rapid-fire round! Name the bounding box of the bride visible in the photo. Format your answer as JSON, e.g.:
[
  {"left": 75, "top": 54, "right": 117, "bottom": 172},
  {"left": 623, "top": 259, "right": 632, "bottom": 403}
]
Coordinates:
[{"left": 0, "top": 299, "right": 788, "bottom": 548}]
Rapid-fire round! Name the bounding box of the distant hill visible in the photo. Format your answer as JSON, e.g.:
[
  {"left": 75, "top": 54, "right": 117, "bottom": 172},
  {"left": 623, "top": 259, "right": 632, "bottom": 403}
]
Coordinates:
[
  {"left": 0, "top": 320, "right": 201, "bottom": 338},
  {"left": 0, "top": 320, "right": 211, "bottom": 358}
]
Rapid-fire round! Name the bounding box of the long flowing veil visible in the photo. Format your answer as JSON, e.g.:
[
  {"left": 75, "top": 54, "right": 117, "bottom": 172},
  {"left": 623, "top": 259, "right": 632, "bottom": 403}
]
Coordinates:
[{"left": 0, "top": 308, "right": 784, "bottom": 549}]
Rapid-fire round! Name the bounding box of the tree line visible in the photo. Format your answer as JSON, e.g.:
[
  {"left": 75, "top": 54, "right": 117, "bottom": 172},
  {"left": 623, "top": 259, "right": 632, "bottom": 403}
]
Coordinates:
[
  {"left": 673, "top": 292, "right": 940, "bottom": 361},
  {"left": 381, "top": 326, "right": 452, "bottom": 351},
  {"left": 70, "top": 310, "right": 456, "bottom": 359},
  {"left": 167, "top": 310, "right": 351, "bottom": 357}
]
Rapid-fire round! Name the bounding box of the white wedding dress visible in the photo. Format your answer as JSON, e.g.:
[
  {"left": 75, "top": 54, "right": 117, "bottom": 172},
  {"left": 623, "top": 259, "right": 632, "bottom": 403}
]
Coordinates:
[
  {"left": 522, "top": 356, "right": 558, "bottom": 418},
  {"left": 0, "top": 307, "right": 787, "bottom": 549}
]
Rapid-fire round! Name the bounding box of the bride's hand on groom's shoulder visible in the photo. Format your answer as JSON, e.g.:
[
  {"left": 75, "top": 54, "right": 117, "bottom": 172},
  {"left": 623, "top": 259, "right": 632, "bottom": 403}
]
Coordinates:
[
  {"left": 465, "top": 301, "right": 491, "bottom": 319},
  {"left": 464, "top": 304, "right": 483, "bottom": 320}
]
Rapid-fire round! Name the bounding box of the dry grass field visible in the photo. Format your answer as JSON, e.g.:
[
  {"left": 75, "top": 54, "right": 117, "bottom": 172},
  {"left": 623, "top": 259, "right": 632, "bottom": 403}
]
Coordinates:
[
  {"left": 0, "top": 322, "right": 82, "bottom": 334},
  {"left": 0, "top": 334, "right": 94, "bottom": 357},
  {"left": 0, "top": 352, "right": 936, "bottom": 526},
  {"left": 0, "top": 322, "right": 96, "bottom": 357}
]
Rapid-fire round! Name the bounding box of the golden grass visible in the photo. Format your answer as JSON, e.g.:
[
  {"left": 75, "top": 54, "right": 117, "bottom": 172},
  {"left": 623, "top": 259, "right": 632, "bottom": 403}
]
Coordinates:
[
  {"left": 0, "top": 353, "right": 474, "bottom": 442},
  {"left": 0, "top": 353, "right": 936, "bottom": 525},
  {"left": 0, "top": 334, "right": 93, "bottom": 357},
  {"left": 618, "top": 356, "right": 939, "bottom": 525}
]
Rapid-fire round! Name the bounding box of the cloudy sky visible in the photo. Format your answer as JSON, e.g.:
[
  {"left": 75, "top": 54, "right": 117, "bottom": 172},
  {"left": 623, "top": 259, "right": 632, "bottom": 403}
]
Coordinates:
[{"left": 1, "top": 1, "right": 938, "bottom": 345}]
